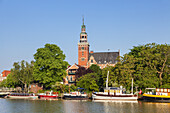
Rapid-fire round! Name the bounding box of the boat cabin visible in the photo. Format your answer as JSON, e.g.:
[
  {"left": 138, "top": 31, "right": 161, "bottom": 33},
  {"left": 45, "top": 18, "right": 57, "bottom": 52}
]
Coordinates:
[
  {"left": 145, "top": 88, "right": 170, "bottom": 96},
  {"left": 104, "top": 87, "right": 126, "bottom": 95}
]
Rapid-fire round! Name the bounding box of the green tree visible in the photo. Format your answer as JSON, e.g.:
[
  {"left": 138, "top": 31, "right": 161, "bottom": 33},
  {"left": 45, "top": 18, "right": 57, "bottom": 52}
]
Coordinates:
[
  {"left": 6, "top": 60, "right": 34, "bottom": 92},
  {"left": 77, "top": 73, "right": 99, "bottom": 92},
  {"left": 33, "top": 44, "right": 69, "bottom": 89}
]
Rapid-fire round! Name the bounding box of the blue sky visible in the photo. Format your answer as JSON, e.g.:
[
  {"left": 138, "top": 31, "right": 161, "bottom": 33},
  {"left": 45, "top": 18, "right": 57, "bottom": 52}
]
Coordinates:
[{"left": 0, "top": 0, "right": 170, "bottom": 72}]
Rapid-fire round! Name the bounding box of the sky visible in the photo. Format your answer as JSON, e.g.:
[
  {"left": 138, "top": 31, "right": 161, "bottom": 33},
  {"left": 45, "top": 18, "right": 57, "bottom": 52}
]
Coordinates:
[{"left": 0, "top": 0, "right": 170, "bottom": 72}]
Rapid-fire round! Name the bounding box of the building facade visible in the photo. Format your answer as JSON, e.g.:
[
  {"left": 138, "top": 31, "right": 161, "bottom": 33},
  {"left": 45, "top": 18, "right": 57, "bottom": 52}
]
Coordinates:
[{"left": 78, "top": 18, "right": 90, "bottom": 68}]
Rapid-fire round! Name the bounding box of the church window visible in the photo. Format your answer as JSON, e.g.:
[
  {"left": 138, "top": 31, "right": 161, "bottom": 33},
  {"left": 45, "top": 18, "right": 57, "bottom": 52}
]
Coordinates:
[{"left": 91, "top": 59, "right": 93, "bottom": 63}]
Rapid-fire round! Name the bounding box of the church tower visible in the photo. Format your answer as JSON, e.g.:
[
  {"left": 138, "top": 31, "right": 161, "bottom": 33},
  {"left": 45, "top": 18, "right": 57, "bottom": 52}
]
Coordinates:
[{"left": 78, "top": 17, "right": 90, "bottom": 68}]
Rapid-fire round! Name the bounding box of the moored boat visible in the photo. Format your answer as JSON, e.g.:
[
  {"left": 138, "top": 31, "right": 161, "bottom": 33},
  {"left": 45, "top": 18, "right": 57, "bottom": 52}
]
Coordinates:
[
  {"left": 7, "top": 93, "right": 38, "bottom": 99},
  {"left": 63, "top": 88, "right": 88, "bottom": 100},
  {"left": 63, "top": 91, "right": 88, "bottom": 100},
  {"left": 92, "top": 87, "right": 138, "bottom": 101},
  {"left": 92, "top": 71, "right": 138, "bottom": 101},
  {"left": 38, "top": 90, "right": 58, "bottom": 99},
  {"left": 142, "top": 88, "right": 170, "bottom": 103},
  {"left": 0, "top": 92, "right": 10, "bottom": 98}
]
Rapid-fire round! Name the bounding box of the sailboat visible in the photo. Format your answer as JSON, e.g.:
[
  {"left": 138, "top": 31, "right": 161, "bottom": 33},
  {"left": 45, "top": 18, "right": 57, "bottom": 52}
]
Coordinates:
[{"left": 92, "top": 71, "right": 138, "bottom": 101}]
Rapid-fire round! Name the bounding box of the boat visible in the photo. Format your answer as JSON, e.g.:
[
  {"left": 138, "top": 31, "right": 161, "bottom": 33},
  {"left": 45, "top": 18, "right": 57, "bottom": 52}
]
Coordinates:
[
  {"left": 0, "top": 92, "right": 10, "bottom": 98},
  {"left": 92, "top": 71, "right": 138, "bottom": 101},
  {"left": 63, "top": 88, "right": 88, "bottom": 100},
  {"left": 38, "top": 90, "right": 58, "bottom": 99},
  {"left": 142, "top": 88, "right": 170, "bottom": 103},
  {"left": 7, "top": 93, "right": 38, "bottom": 99}
]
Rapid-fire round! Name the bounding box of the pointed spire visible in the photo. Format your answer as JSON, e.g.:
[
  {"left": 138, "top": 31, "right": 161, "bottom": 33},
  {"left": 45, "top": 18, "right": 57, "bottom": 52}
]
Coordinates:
[{"left": 83, "top": 16, "right": 84, "bottom": 25}]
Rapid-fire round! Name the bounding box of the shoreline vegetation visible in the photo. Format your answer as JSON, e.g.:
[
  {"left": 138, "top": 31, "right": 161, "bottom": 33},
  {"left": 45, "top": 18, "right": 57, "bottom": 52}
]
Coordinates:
[{"left": 0, "top": 43, "right": 169, "bottom": 94}]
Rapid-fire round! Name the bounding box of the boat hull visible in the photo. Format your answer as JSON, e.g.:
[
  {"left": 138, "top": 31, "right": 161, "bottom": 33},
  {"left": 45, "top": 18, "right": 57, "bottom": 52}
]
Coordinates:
[
  {"left": 38, "top": 95, "right": 58, "bottom": 99},
  {"left": 92, "top": 93, "right": 138, "bottom": 101},
  {"left": 7, "top": 95, "right": 38, "bottom": 99},
  {"left": 142, "top": 94, "right": 170, "bottom": 103},
  {"left": 63, "top": 95, "right": 88, "bottom": 100}
]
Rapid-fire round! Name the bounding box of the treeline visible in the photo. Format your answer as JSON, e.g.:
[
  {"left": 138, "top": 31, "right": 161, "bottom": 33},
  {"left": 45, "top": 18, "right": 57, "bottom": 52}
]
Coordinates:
[{"left": 0, "top": 43, "right": 169, "bottom": 93}]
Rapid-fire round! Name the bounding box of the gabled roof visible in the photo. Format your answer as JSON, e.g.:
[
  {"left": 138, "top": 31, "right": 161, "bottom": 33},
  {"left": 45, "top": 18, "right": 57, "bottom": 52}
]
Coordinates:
[
  {"left": 66, "top": 63, "right": 82, "bottom": 71},
  {"left": 89, "top": 52, "right": 119, "bottom": 64}
]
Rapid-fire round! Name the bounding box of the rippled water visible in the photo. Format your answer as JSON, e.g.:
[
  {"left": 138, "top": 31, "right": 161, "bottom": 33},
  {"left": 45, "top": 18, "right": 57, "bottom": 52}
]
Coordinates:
[{"left": 0, "top": 99, "right": 169, "bottom": 113}]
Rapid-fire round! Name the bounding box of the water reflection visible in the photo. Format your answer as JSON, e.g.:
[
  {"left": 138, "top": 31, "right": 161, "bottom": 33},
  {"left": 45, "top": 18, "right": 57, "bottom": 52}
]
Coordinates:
[{"left": 0, "top": 99, "right": 169, "bottom": 113}]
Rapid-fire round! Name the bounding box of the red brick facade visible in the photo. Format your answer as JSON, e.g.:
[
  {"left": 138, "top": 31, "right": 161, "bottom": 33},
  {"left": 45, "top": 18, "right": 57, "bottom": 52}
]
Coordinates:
[
  {"left": 78, "top": 19, "right": 89, "bottom": 68},
  {"left": 2, "top": 70, "right": 11, "bottom": 77}
]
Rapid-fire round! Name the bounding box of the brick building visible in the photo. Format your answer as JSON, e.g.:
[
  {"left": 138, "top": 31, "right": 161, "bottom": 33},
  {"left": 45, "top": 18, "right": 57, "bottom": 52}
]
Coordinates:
[{"left": 2, "top": 70, "right": 11, "bottom": 77}]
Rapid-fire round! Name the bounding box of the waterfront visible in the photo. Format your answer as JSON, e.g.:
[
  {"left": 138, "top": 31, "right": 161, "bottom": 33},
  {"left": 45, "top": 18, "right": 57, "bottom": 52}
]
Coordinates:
[{"left": 0, "top": 99, "right": 169, "bottom": 113}]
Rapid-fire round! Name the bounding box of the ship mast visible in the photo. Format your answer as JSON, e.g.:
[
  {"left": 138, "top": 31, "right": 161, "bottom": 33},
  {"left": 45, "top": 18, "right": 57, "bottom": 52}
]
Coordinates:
[{"left": 106, "top": 71, "right": 109, "bottom": 89}]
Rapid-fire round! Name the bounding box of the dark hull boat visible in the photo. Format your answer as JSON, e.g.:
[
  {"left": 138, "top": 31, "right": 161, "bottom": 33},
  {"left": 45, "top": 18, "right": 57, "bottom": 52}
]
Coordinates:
[{"left": 63, "top": 91, "right": 88, "bottom": 100}]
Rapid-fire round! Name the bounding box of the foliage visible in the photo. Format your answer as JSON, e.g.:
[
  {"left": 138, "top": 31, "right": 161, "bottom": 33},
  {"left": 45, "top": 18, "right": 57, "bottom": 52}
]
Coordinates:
[
  {"left": 33, "top": 44, "right": 69, "bottom": 89},
  {"left": 4, "top": 60, "right": 34, "bottom": 92},
  {"left": 113, "top": 43, "right": 170, "bottom": 91},
  {"left": 77, "top": 73, "right": 99, "bottom": 92}
]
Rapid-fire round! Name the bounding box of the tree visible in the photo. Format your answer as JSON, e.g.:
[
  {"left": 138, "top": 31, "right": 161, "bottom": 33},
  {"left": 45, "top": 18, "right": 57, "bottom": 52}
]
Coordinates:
[
  {"left": 77, "top": 73, "right": 99, "bottom": 92},
  {"left": 33, "top": 44, "right": 69, "bottom": 89},
  {"left": 7, "top": 60, "right": 34, "bottom": 92}
]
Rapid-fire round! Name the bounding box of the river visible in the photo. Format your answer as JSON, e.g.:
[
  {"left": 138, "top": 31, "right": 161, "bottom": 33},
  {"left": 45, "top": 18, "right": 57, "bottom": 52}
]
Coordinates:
[{"left": 0, "top": 99, "right": 169, "bottom": 113}]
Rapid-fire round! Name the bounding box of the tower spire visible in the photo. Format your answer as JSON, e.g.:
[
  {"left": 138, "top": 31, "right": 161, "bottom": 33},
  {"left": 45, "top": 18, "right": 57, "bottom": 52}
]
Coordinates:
[{"left": 82, "top": 16, "right": 84, "bottom": 25}]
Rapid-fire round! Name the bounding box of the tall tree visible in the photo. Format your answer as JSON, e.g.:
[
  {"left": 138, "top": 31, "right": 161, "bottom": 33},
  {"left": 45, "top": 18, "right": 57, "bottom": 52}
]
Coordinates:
[
  {"left": 8, "top": 60, "right": 34, "bottom": 92},
  {"left": 33, "top": 44, "right": 69, "bottom": 89}
]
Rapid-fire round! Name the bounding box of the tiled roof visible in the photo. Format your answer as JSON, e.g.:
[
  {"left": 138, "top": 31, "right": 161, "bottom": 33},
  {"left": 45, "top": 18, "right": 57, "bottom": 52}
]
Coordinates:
[{"left": 89, "top": 52, "right": 119, "bottom": 64}]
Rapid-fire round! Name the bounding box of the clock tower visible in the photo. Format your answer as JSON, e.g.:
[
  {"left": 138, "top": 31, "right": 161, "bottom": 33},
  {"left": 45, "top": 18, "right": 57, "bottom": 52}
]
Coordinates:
[{"left": 78, "top": 18, "right": 90, "bottom": 68}]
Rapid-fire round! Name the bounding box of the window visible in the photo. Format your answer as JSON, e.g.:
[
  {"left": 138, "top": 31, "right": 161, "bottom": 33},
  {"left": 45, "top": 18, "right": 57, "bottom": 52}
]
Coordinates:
[
  {"left": 99, "top": 61, "right": 101, "bottom": 63},
  {"left": 82, "top": 52, "right": 84, "bottom": 56},
  {"left": 85, "top": 36, "right": 86, "bottom": 38},
  {"left": 82, "top": 36, "right": 84, "bottom": 38},
  {"left": 91, "top": 59, "right": 93, "bottom": 63},
  {"left": 82, "top": 47, "right": 84, "bottom": 50},
  {"left": 81, "top": 58, "right": 85, "bottom": 61},
  {"left": 70, "top": 76, "right": 72, "bottom": 81},
  {"left": 66, "top": 76, "right": 68, "bottom": 81}
]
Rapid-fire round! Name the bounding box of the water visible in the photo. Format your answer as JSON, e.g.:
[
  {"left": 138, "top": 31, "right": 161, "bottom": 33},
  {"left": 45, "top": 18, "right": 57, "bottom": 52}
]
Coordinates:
[{"left": 0, "top": 99, "right": 169, "bottom": 113}]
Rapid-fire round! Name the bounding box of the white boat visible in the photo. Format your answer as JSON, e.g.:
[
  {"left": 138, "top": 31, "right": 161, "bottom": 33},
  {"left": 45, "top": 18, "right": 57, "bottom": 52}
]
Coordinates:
[
  {"left": 63, "top": 91, "right": 88, "bottom": 100},
  {"left": 92, "top": 71, "right": 138, "bottom": 101},
  {"left": 7, "top": 93, "right": 38, "bottom": 99}
]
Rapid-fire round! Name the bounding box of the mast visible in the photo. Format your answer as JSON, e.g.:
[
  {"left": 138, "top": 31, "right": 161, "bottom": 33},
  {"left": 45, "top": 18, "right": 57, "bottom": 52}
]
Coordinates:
[
  {"left": 131, "top": 78, "right": 133, "bottom": 94},
  {"left": 106, "top": 71, "right": 109, "bottom": 89}
]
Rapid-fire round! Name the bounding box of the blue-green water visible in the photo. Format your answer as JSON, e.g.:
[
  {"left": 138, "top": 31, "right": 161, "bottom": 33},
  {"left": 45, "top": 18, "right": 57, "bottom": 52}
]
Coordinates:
[{"left": 0, "top": 99, "right": 169, "bottom": 113}]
